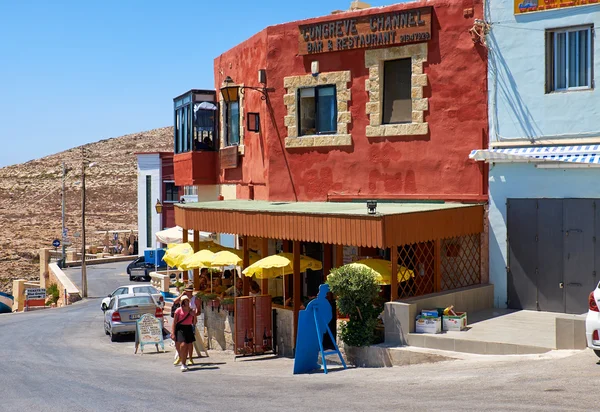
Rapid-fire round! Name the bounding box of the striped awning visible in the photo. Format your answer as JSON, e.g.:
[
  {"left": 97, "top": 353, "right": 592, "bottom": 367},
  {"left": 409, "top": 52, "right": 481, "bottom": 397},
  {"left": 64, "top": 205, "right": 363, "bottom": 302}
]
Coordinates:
[{"left": 470, "top": 145, "right": 600, "bottom": 165}]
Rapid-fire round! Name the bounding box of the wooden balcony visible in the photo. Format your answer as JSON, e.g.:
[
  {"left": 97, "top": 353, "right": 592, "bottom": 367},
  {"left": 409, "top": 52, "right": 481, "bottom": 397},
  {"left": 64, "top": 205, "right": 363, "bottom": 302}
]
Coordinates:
[{"left": 173, "top": 151, "right": 217, "bottom": 186}]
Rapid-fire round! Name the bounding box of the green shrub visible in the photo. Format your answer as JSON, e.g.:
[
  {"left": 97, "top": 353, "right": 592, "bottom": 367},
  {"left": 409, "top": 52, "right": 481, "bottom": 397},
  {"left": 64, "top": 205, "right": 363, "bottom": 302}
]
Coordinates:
[
  {"left": 327, "top": 265, "right": 383, "bottom": 347},
  {"left": 46, "top": 283, "right": 60, "bottom": 306},
  {"left": 221, "top": 297, "right": 234, "bottom": 305},
  {"left": 201, "top": 293, "right": 218, "bottom": 303}
]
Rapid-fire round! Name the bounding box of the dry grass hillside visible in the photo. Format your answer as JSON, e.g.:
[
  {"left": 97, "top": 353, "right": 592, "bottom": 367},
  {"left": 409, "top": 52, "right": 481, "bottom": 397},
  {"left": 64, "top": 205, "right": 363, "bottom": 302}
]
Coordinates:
[{"left": 0, "top": 127, "right": 173, "bottom": 294}]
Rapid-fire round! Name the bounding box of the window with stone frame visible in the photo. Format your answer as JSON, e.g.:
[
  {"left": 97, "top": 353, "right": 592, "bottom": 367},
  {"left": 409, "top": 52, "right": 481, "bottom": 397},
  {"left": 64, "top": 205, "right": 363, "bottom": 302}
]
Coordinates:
[
  {"left": 365, "top": 43, "right": 429, "bottom": 137},
  {"left": 298, "top": 86, "right": 337, "bottom": 136},
  {"left": 283, "top": 71, "right": 352, "bottom": 149},
  {"left": 383, "top": 58, "right": 412, "bottom": 124}
]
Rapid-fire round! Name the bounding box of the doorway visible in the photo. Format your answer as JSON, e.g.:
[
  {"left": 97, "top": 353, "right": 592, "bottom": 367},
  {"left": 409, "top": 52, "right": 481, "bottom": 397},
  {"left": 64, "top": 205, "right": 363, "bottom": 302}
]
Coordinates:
[{"left": 507, "top": 198, "right": 598, "bottom": 314}]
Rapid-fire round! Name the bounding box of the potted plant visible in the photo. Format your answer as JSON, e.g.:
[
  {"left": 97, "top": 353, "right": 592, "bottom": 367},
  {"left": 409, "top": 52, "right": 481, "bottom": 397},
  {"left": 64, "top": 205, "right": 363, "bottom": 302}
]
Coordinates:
[
  {"left": 326, "top": 264, "right": 383, "bottom": 347},
  {"left": 221, "top": 297, "right": 234, "bottom": 313},
  {"left": 201, "top": 293, "right": 219, "bottom": 311}
]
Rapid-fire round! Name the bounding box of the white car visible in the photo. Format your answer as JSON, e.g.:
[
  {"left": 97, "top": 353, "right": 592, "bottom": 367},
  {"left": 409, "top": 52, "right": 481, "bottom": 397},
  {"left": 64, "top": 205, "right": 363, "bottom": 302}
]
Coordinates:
[
  {"left": 101, "top": 285, "right": 164, "bottom": 311},
  {"left": 585, "top": 282, "right": 600, "bottom": 358}
]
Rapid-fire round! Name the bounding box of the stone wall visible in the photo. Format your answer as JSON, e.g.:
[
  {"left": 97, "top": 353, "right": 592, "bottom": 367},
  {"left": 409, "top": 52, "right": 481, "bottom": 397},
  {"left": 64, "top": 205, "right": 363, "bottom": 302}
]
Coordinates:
[
  {"left": 47, "top": 263, "right": 81, "bottom": 307},
  {"left": 203, "top": 304, "right": 235, "bottom": 351}
]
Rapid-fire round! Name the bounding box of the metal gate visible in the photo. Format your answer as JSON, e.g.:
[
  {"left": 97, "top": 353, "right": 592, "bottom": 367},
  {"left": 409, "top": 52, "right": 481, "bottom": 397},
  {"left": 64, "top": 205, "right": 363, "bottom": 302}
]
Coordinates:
[{"left": 507, "top": 198, "right": 598, "bottom": 314}]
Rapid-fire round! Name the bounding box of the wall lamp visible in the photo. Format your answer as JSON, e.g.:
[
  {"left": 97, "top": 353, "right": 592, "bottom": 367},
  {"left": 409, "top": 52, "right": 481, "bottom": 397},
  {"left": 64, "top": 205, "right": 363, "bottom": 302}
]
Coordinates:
[
  {"left": 220, "top": 75, "right": 275, "bottom": 103},
  {"left": 367, "top": 200, "right": 378, "bottom": 215},
  {"left": 155, "top": 199, "right": 163, "bottom": 214}
]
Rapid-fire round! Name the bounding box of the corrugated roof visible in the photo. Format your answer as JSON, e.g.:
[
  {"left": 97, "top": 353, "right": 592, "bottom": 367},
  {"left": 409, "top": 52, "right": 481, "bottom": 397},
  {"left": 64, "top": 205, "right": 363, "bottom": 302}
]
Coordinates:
[
  {"left": 176, "top": 201, "right": 483, "bottom": 248},
  {"left": 178, "top": 200, "right": 475, "bottom": 217}
]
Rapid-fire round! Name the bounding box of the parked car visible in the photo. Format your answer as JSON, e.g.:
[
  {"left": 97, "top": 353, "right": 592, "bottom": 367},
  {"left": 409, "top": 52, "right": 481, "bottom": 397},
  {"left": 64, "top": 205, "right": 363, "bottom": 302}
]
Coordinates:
[
  {"left": 103, "top": 293, "right": 163, "bottom": 342},
  {"left": 586, "top": 283, "right": 600, "bottom": 357},
  {"left": 126, "top": 256, "right": 167, "bottom": 281},
  {"left": 101, "top": 285, "right": 164, "bottom": 311}
]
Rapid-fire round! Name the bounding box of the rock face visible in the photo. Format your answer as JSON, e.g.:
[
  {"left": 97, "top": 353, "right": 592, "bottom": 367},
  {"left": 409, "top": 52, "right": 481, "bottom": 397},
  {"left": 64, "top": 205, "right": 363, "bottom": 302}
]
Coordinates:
[{"left": 0, "top": 127, "right": 174, "bottom": 294}]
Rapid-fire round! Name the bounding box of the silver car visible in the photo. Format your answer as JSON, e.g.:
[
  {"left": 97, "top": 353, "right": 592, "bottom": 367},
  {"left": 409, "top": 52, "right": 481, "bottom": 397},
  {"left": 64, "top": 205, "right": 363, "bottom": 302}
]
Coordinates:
[
  {"left": 101, "top": 285, "right": 165, "bottom": 311},
  {"left": 103, "top": 293, "right": 164, "bottom": 342}
]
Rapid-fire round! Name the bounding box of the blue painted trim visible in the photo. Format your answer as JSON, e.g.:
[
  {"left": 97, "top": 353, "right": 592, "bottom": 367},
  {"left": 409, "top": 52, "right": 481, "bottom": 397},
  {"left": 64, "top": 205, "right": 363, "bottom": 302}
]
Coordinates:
[{"left": 0, "top": 302, "right": 12, "bottom": 314}]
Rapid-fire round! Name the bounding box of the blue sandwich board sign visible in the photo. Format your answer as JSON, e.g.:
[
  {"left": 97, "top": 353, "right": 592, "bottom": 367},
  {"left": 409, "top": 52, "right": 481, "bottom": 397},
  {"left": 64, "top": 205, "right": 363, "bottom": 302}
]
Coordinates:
[{"left": 293, "top": 284, "right": 347, "bottom": 374}]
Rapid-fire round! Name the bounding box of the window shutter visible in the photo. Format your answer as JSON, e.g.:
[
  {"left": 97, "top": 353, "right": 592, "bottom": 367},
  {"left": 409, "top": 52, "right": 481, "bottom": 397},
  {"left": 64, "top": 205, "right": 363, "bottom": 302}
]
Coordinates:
[
  {"left": 383, "top": 59, "right": 412, "bottom": 124},
  {"left": 545, "top": 31, "right": 553, "bottom": 93}
]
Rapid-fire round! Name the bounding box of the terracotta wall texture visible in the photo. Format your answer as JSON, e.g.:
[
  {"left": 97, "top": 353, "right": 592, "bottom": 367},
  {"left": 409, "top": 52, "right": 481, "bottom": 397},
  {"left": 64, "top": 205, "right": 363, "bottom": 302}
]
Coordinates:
[{"left": 213, "top": 0, "right": 487, "bottom": 202}]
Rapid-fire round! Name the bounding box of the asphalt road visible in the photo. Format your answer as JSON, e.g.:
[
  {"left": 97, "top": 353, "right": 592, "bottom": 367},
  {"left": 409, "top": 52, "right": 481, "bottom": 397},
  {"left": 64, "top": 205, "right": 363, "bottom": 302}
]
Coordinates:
[
  {"left": 63, "top": 260, "right": 136, "bottom": 298},
  {"left": 1, "top": 262, "right": 600, "bottom": 411}
]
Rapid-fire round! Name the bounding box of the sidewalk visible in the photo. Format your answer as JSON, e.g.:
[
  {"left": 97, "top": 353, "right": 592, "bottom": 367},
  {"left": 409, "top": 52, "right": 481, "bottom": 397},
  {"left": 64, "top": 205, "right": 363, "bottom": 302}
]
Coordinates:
[{"left": 406, "top": 308, "right": 586, "bottom": 355}]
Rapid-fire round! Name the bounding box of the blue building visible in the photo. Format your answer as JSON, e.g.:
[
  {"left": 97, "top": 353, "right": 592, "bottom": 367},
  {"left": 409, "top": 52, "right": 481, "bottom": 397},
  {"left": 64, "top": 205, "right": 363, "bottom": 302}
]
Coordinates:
[{"left": 471, "top": 0, "right": 600, "bottom": 314}]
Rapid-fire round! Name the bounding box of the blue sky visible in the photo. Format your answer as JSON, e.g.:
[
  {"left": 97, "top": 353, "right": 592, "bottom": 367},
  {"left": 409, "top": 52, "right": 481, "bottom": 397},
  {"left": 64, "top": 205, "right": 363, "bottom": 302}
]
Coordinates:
[{"left": 0, "top": 0, "right": 397, "bottom": 167}]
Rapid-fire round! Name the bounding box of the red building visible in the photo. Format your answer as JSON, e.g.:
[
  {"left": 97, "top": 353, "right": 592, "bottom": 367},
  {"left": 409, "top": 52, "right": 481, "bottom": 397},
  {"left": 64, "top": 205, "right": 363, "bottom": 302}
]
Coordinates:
[
  {"left": 173, "top": 0, "right": 489, "bottom": 354},
  {"left": 195, "top": 0, "right": 487, "bottom": 202}
]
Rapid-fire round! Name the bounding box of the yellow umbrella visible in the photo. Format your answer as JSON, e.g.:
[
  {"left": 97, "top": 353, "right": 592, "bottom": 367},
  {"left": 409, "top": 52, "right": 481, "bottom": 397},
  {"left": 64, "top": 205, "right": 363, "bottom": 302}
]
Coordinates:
[
  {"left": 242, "top": 253, "right": 323, "bottom": 279},
  {"left": 179, "top": 249, "right": 215, "bottom": 271},
  {"left": 210, "top": 250, "right": 243, "bottom": 267},
  {"left": 242, "top": 254, "right": 300, "bottom": 304},
  {"left": 344, "top": 263, "right": 385, "bottom": 284},
  {"left": 162, "top": 243, "right": 194, "bottom": 268},
  {"left": 242, "top": 255, "right": 291, "bottom": 279},
  {"left": 351, "top": 258, "right": 415, "bottom": 285}
]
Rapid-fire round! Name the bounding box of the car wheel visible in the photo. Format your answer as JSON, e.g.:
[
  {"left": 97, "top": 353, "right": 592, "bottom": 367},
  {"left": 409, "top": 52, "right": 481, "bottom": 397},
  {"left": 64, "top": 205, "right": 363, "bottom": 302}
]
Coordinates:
[
  {"left": 104, "top": 326, "right": 110, "bottom": 336},
  {"left": 101, "top": 303, "right": 107, "bottom": 311},
  {"left": 110, "top": 331, "right": 117, "bottom": 342},
  {"left": 594, "top": 350, "right": 600, "bottom": 358},
  {"left": 129, "top": 276, "right": 134, "bottom": 282}
]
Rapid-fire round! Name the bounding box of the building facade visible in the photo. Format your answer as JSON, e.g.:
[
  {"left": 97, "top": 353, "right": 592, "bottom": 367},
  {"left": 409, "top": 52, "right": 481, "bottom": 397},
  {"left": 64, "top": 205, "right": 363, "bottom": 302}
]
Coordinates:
[
  {"left": 173, "top": 0, "right": 490, "bottom": 350},
  {"left": 136, "top": 152, "right": 176, "bottom": 255},
  {"left": 206, "top": 0, "right": 488, "bottom": 203},
  {"left": 471, "top": 0, "right": 600, "bottom": 313}
]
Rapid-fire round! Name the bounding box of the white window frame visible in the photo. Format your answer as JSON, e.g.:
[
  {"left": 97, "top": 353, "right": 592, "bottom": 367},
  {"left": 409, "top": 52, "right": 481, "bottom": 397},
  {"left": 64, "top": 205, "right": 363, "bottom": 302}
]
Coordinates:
[
  {"left": 163, "top": 180, "right": 178, "bottom": 204},
  {"left": 550, "top": 26, "right": 593, "bottom": 92}
]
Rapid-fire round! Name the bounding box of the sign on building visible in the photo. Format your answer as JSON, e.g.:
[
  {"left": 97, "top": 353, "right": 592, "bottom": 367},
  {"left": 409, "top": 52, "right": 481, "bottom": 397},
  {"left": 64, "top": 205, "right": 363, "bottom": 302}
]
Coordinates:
[
  {"left": 514, "top": 0, "right": 596, "bottom": 14},
  {"left": 220, "top": 146, "right": 239, "bottom": 169},
  {"left": 298, "top": 6, "right": 432, "bottom": 55}
]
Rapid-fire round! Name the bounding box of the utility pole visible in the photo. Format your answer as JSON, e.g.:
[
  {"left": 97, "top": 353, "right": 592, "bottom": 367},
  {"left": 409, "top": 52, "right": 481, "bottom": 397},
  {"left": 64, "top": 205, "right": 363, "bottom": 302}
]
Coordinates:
[
  {"left": 61, "top": 162, "right": 66, "bottom": 268},
  {"left": 81, "top": 148, "right": 88, "bottom": 298}
]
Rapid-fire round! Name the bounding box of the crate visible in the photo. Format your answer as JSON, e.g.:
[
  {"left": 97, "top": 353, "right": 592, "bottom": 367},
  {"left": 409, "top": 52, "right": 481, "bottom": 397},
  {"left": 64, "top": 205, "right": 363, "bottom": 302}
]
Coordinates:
[
  {"left": 443, "top": 312, "right": 467, "bottom": 331},
  {"left": 415, "top": 316, "right": 442, "bottom": 334}
]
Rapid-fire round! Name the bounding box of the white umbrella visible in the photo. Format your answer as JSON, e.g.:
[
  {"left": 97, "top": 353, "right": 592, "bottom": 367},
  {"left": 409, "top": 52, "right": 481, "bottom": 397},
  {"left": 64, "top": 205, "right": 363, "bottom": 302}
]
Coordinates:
[{"left": 155, "top": 226, "right": 213, "bottom": 244}]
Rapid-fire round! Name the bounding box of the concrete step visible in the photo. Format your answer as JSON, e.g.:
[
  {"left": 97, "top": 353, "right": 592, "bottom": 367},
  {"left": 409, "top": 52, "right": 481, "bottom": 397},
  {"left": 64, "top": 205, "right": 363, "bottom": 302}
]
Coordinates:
[
  {"left": 332, "top": 343, "right": 457, "bottom": 367},
  {"left": 406, "top": 332, "right": 553, "bottom": 355}
]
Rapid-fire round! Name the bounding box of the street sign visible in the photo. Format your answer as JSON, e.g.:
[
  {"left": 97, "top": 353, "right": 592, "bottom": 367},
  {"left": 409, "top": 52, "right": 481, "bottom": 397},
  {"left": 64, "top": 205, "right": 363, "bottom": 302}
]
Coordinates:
[
  {"left": 25, "top": 288, "right": 46, "bottom": 300},
  {"left": 62, "top": 228, "right": 68, "bottom": 238},
  {"left": 52, "top": 239, "right": 60, "bottom": 248},
  {"left": 114, "top": 233, "right": 118, "bottom": 240}
]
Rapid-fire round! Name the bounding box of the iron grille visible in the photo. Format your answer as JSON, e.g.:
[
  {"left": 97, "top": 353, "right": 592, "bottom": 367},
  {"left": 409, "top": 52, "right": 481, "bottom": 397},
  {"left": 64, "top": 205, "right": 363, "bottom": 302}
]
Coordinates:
[
  {"left": 441, "top": 234, "right": 481, "bottom": 291},
  {"left": 397, "top": 241, "right": 435, "bottom": 298}
]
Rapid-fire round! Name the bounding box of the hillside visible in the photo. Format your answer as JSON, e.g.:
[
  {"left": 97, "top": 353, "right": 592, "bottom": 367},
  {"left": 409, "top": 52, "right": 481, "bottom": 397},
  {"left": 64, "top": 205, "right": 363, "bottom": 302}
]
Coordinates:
[{"left": 0, "top": 127, "right": 174, "bottom": 294}]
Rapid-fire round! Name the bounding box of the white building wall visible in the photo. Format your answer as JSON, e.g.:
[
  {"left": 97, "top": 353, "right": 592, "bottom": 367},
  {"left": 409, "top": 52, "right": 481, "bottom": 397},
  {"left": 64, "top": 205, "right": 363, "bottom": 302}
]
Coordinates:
[{"left": 137, "top": 154, "right": 161, "bottom": 256}]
